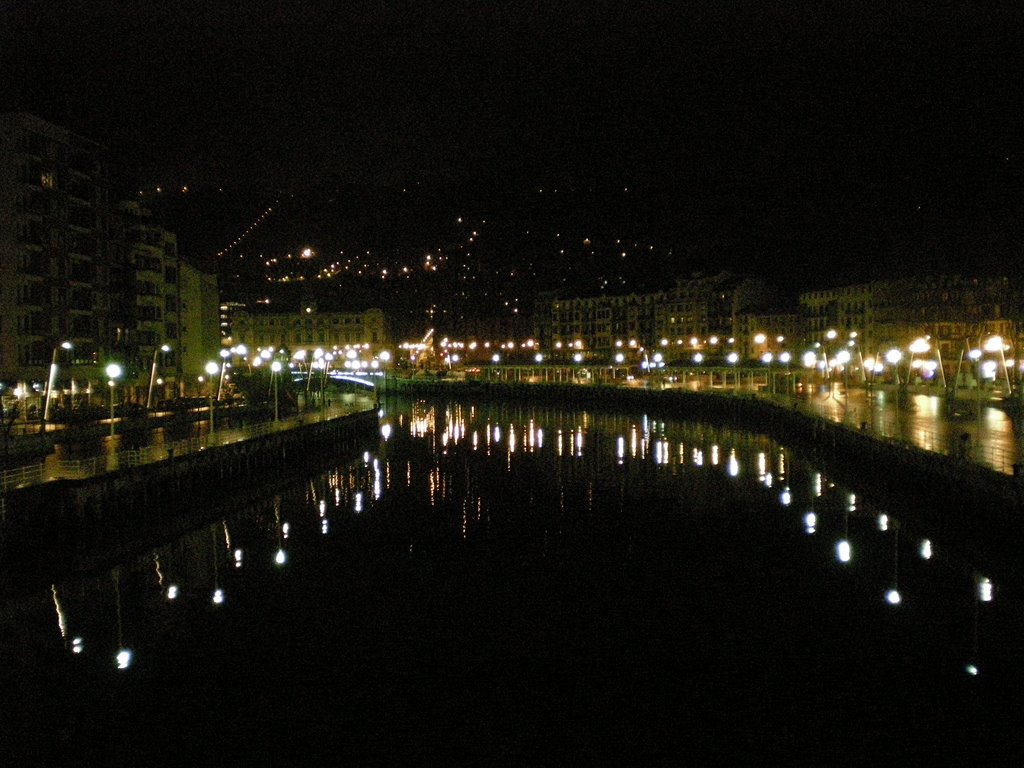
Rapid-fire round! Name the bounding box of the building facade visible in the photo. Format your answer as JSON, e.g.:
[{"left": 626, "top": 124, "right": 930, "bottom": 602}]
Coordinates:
[
  {"left": 231, "top": 307, "right": 392, "bottom": 357},
  {"left": 0, "top": 112, "right": 110, "bottom": 386},
  {"left": 799, "top": 276, "right": 1023, "bottom": 366},
  {"left": 0, "top": 113, "right": 220, "bottom": 405}
]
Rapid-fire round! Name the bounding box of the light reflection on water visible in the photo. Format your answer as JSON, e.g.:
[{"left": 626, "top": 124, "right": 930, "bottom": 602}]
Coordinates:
[{"left": 3, "top": 397, "right": 1023, "bottom": 757}]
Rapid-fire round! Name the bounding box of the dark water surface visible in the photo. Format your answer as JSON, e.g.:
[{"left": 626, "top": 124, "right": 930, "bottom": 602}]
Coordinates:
[{"left": 2, "top": 397, "right": 1022, "bottom": 765}]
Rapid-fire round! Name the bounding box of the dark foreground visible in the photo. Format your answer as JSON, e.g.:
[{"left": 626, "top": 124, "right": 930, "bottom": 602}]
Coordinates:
[{"left": 4, "top": 495, "right": 1021, "bottom": 767}]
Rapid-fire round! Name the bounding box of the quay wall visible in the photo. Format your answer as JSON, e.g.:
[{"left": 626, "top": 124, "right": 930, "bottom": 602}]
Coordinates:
[
  {"left": 1, "top": 409, "right": 380, "bottom": 582},
  {"left": 382, "top": 378, "right": 1024, "bottom": 588}
]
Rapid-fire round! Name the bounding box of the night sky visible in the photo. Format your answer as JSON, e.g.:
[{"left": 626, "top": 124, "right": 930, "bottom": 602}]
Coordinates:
[{"left": 4, "top": 1, "right": 1024, "bottom": 293}]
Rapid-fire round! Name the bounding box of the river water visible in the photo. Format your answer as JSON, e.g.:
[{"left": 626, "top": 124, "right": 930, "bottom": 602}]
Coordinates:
[{"left": 2, "top": 396, "right": 1022, "bottom": 764}]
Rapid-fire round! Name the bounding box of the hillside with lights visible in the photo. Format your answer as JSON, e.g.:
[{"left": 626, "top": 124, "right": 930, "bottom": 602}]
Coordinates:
[{"left": 144, "top": 179, "right": 695, "bottom": 340}]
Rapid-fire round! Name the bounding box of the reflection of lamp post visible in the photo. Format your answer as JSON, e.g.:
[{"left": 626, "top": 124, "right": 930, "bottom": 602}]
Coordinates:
[
  {"left": 271, "top": 361, "right": 282, "bottom": 421},
  {"left": 44, "top": 341, "right": 73, "bottom": 423},
  {"left": 147, "top": 344, "right": 171, "bottom": 409},
  {"left": 205, "top": 361, "right": 219, "bottom": 436},
  {"left": 106, "top": 363, "right": 122, "bottom": 437}
]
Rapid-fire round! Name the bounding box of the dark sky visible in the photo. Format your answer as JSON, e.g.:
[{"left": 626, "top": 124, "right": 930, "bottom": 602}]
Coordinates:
[{"left": 4, "top": 1, "right": 1024, "bottom": 284}]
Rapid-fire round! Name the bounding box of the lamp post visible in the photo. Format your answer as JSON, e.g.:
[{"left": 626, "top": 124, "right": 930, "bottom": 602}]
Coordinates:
[
  {"left": 983, "top": 335, "right": 1012, "bottom": 394},
  {"left": 271, "top": 361, "right": 282, "bottom": 421},
  {"left": 105, "top": 363, "right": 122, "bottom": 437},
  {"left": 205, "top": 361, "right": 219, "bottom": 436},
  {"left": 321, "top": 352, "right": 333, "bottom": 412},
  {"left": 43, "top": 341, "right": 73, "bottom": 423},
  {"left": 147, "top": 344, "right": 171, "bottom": 410},
  {"left": 761, "top": 352, "right": 774, "bottom": 395},
  {"left": 779, "top": 351, "right": 791, "bottom": 396},
  {"left": 726, "top": 351, "right": 739, "bottom": 391},
  {"left": 216, "top": 348, "right": 231, "bottom": 401},
  {"left": 968, "top": 347, "right": 982, "bottom": 425}
]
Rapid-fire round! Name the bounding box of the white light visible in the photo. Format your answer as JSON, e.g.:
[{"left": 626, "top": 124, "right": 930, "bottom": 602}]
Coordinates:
[
  {"left": 234, "top": 548, "right": 243, "bottom": 567},
  {"left": 282, "top": 522, "right": 290, "bottom": 539},
  {"left": 836, "top": 540, "right": 852, "bottom": 563},
  {"left": 728, "top": 454, "right": 739, "bottom": 477},
  {"left": 919, "top": 540, "right": 933, "bottom": 560},
  {"left": 321, "top": 519, "right": 329, "bottom": 535},
  {"left": 804, "top": 512, "right": 817, "bottom": 534},
  {"left": 381, "top": 423, "right": 392, "bottom": 440},
  {"left": 166, "top": 584, "right": 179, "bottom": 600},
  {"left": 877, "top": 514, "right": 889, "bottom": 531},
  {"left": 71, "top": 636, "right": 84, "bottom": 654},
  {"left": 275, "top": 549, "right": 286, "bottom": 565},
  {"left": 212, "top": 588, "right": 225, "bottom": 604},
  {"left": 978, "top": 577, "right": 994, "bottom": 602},
  {"left": 116, "top": 649, "right": 133, "bottom": 669},
  {"left": 966, "top": 664, "right": 979, "bottom": 676},
  {"left": 885, "top": 588, "right": 902, "bottom": 605},
  {"left": 354, "top": 491, "right": 363, "bottom": 513},
  {"left": 780, "top": 487, "right": 791, "bottom": 506}
]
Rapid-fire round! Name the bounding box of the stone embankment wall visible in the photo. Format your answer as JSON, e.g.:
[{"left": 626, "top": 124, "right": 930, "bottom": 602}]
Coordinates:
[
  {"left": 1, "top": 409, "right": 379, "bottom": 581},
  {"left": 383, "top": 378, "right": 1024, "bottom": 588}
]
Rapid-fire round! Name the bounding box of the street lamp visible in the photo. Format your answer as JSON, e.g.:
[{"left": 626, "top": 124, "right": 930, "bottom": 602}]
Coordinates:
[
  {"left": 908, "top": 337, "right": 930, "bottom": 385},
  {"left": 43, "top": 341, "right": 73, "bottom": 423},
  {"left": 270, "top": 360, "right": 282, "bottom": 421},
  {"left": 726, "top": 351, "right": 739, "bottom": 391},
  {"left": 105, "top": 363, "right": 122, "bottom": 437},
  {"left": 761, "top": 352, "right": 774, "bottom": 394},
  {"left": 216, "top": 348, "right": 232, "bottom": 401},
  {"left": 147, "top": 344, "right": 171, "bottom": 409},
  {"left": 885, "top": 349, "right": 903, "bottom": 385},
  {"left": 205, "top": 361, "right": 219, "bottom": 436},
  {"left": 983, "top": 335, "right": 1012, "bottom": 393}
]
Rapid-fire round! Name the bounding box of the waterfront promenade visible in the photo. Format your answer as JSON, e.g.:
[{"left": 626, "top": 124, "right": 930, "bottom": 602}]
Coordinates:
[
  {"left": 1, "top": 393, "right": 377, "bottom": 497},
  {"left": 4, "top": 372, "right": 1022, "bottom": 497},
  {"left": 464, "top": 365, "right": 1024, "bottom": 475}
]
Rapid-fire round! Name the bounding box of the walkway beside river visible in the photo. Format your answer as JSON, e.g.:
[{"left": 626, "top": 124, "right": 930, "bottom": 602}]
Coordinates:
[{"left": 1, "top": 395, "right": 377, "bottom": 497}]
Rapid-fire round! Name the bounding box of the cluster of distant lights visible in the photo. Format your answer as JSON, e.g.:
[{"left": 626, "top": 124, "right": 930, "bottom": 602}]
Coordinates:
[
  {"left": 215, "top": 206, "right": 274, "bottom": 258},
  {"left": 420, "top": 330, "right": 1021, "bottom": 385},
  {"left": 259, "top": 215, "right": 489, "bottom": 284}
]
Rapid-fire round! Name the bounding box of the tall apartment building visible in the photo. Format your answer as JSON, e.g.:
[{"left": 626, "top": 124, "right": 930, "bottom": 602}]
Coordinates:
[
  {"left": 179, "top": 262, "right": 222, "bottom": 392},
  {"left": 0, "top": 112, "right": 220, "bottom": 403},
  {"left": 0, "top": 112, "right": 110, "bottom": 384}
]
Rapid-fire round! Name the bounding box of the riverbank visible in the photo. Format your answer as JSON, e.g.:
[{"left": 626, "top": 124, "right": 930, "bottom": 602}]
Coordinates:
[
  {"left": 0, "top": 407, "right": 380, "bottom": 589},
  {"left": 381, "top": 377, "right": 1024, "bottom": 591}
]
